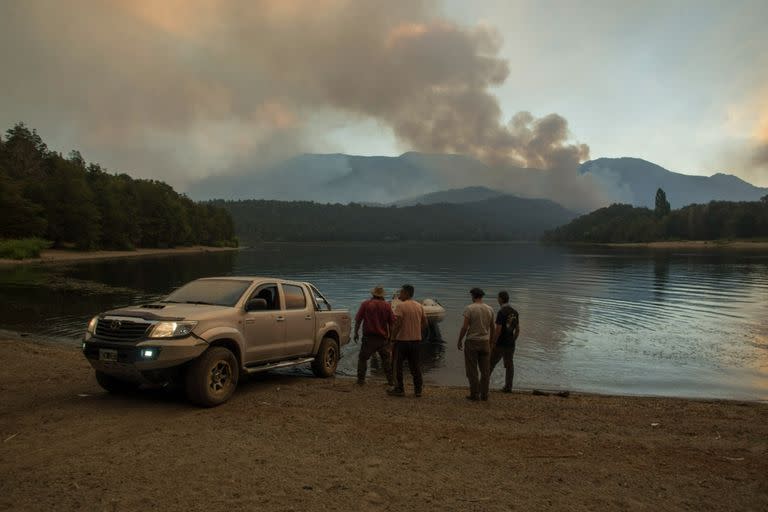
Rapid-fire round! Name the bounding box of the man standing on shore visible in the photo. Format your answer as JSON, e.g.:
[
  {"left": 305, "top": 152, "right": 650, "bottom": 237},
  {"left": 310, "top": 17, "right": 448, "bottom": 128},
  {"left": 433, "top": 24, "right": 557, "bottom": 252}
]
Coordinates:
[
  {"left": 387, "top": 284, "right": 427, "bottom": 397},
  {"left": 490, "top": 290, "right": 520, "bottom": 393},
  {"left": 457, "top": 288, "right": 495, "bottom": 401},
  {"left": 354, "top": 286, "right": 396, "bottom": 386}
]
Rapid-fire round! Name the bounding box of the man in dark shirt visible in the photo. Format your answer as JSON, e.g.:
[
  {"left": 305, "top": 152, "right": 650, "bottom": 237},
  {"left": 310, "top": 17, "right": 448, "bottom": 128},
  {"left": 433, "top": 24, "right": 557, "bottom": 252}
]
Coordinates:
[
  {"left": 354, "top": 286, "right": 396, "bottom": 385},
  {"left": 490, "top": 290, "right": 520, "bottom": 393}
]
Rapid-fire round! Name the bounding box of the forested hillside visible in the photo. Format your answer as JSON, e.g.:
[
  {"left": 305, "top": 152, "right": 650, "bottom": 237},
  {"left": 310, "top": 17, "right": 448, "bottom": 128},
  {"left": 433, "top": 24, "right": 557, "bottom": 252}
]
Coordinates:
[
  {"left": 0, "top": 123, "right": 236, "bottom": 250},
  {"left": 543, "top": 189, "right": 768, "bottom": 243},
  {"left": 216, "top": 195, "right": 576, "bottom": 243}
]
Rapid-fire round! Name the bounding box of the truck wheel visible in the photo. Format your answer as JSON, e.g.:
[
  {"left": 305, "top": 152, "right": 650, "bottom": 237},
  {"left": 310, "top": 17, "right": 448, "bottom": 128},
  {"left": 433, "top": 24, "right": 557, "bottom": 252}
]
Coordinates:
[
  {"left": 311, "top": 337, "right": 339, "bottom": 378},
  {"left": 185, "top": 346, "right": 239, "bottom": 407},
  {"left": 95, "top": 371, "right": 140, "bottom": 394}
]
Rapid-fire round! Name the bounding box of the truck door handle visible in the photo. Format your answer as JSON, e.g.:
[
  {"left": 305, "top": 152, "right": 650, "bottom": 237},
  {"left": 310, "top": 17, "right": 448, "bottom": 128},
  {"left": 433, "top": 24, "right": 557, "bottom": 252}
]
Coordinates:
[
  {"left": 276, "top": 316, "right": 285, "bottom": 322},
  {"left": 304, "top": 315, "right": 312, "bottom": 320}
]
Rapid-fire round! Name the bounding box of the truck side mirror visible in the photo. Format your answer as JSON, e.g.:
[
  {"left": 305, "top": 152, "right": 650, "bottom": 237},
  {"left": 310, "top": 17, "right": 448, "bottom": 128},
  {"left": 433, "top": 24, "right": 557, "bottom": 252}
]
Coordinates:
[{"left": 245, "top": 298, "right": 268, "bottom": 311}]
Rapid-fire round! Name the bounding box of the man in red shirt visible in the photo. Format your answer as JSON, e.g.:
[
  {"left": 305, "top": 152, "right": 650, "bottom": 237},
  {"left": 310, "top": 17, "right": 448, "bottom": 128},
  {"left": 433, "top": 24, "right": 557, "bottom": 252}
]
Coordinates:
[{"left": 354, "top": 286, "right": 396, "bottom": 386}]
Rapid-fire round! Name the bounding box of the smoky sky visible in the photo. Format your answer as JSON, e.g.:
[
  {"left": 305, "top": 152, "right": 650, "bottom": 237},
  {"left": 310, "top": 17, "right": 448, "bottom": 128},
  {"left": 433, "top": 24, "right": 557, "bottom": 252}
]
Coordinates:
[
  {"left": 0, "top": 0, "right": 601, "bottom": 207},
  {"left": 752, "top": 115, "right": 768, "bottom": 173},
  {"left": 754, "top": 144, "right": 768, "bottom": 169}
]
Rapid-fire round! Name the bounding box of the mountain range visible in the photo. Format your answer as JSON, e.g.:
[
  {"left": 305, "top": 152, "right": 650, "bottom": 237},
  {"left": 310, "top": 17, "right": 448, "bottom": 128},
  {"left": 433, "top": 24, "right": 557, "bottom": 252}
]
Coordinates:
[
  {"left": 187, "top": 153, "right": 767, "bottom": 212},
  {"left": 580, "top": 157, "right": 767, "bottom": 209},
  {"left": 188, "top": 152, "right": 493, "bottom": 205}
]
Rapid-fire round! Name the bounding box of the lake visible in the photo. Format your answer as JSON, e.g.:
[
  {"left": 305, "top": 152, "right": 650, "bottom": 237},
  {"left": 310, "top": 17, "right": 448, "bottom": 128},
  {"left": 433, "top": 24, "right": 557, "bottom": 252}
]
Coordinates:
[{"left": 1, "top": 243, "right": 766, "bottom": 400}]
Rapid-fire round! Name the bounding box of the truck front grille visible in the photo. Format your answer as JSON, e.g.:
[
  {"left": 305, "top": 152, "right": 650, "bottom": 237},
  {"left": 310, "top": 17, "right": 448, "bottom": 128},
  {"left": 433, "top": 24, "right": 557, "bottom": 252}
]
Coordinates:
[{"left": 95, "top": 319, "right": 151, "bottom": 342}]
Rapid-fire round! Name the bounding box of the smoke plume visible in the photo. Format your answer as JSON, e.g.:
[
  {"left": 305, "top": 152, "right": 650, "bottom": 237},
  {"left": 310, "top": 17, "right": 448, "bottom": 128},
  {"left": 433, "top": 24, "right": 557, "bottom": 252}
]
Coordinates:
[
  {"left": 0, "top": 0, "right": 599, "bottom": 208},
  {"left": 754, "top": 145, "right": 768, "bottom": 168},
  {"left": 753, "top": 111, "right": 768, "bottom": 172}
]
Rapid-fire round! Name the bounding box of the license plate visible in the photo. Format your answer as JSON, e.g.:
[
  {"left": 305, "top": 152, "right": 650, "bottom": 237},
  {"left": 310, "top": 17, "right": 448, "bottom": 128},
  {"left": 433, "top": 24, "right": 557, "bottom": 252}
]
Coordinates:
[{"left": 99, "top": 349, "right": 118, "bottom": 362}]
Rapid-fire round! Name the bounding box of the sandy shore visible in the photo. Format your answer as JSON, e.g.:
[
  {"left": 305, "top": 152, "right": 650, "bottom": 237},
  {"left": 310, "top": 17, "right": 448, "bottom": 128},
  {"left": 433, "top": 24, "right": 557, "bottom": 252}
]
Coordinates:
[
  {"left": 0, "top": 339, "right": 766, "bottom": 511},
  {"left": 601, "top": 240, "right": 768, "bottom": 250},
  {"left": 0, "top": 246, "right": 238, "bottom": 265}
]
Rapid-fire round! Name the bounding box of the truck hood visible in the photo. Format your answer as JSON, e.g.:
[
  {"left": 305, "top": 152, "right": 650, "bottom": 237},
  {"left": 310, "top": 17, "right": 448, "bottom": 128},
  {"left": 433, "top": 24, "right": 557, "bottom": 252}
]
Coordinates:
[{"left": 103, "top": 303, "right": 232, "bottom": 321}]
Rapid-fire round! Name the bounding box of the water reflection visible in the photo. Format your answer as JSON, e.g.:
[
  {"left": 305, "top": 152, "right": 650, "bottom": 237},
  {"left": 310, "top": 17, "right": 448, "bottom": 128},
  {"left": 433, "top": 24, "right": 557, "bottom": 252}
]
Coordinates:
[
  {"left": 65, "top": 251, "right": 239, "bottom": 294},
  {"left": 653, "top": 253, "right": 670, "bottom": 300},
  {"left": 0, "top": 243, "right": 766, "bottom": 400}
]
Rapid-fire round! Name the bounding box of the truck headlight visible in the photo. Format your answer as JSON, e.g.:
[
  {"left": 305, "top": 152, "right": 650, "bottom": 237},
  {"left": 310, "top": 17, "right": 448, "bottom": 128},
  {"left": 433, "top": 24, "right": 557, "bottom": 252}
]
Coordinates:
[
  {"left": 148, "top": 321, "right": 197, "bottom": 338},
  {"left": 86, "top": 316, "right": 99, "bottom": 335}
]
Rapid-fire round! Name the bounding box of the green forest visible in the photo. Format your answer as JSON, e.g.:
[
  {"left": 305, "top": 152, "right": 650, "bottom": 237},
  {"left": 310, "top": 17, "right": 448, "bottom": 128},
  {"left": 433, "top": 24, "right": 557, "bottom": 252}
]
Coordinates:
[
  {"left": 0, "top": 123, "right": 236, "bottom": 253},
  {"left": 543, "top": 188, "right": 768, "bottom": 243},
  {"left": 215, "top": 195, "right": 575, "bottom": 243},
  {"left": 7, "top": 121, "right": 765, "bottom": 251}
]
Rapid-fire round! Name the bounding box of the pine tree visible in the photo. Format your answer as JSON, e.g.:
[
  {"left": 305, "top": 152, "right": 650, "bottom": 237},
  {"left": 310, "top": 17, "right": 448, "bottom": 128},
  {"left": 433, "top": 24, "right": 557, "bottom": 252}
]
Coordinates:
[{"left": 655, "top": 188, "right": 671, "bottom": 217}]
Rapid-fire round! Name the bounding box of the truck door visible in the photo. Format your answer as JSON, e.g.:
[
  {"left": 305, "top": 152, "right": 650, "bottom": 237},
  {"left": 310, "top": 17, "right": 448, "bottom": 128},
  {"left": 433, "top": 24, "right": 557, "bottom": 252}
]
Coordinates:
[
  {"left": 243, "top": 283, "right": 286, "bottom": 364},
  {"left": 281, "top": 283, "right": 316, "bottom": 356}
]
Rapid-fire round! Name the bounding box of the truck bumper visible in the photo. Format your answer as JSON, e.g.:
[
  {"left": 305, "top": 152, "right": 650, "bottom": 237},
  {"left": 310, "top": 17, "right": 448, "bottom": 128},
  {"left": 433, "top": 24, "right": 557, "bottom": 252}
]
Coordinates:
[{"left": 83, "top": 337, "right": 208, "bottom": 383}]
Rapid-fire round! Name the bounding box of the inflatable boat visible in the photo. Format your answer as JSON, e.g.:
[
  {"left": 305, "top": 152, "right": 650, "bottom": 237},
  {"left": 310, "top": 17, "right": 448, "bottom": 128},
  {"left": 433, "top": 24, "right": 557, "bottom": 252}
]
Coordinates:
[
  {"left": 421, "top": 298, "right": 446, "bottom": 323},
  {"left": 391, "top": 296, "right": 445, "bottom": 324}
]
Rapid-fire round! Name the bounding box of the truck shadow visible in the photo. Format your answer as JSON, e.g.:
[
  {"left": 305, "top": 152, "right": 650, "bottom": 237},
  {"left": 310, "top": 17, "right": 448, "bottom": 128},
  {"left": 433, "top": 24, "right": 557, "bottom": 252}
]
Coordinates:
[{"left": 86, "top": 370, "right": 329, "bottom": 409}]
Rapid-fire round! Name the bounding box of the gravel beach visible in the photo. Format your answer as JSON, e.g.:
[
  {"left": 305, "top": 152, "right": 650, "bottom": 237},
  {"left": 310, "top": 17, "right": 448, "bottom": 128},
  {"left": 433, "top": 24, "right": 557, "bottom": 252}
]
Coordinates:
[{"left": 0, "top": 338, "right": 766, "bottom": 511}]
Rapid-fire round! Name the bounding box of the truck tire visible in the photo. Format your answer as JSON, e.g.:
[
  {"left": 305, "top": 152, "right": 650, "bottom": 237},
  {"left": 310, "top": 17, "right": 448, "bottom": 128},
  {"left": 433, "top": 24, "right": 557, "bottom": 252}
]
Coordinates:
[
  {"left": 95, "top": 371, "right": 140, "bottom": 394},
  {"left": 311, "top": 337, "right": 339, "bottom": 378},
  {"left": 185, "top": 346, "right": 239, "bottom": 407}
]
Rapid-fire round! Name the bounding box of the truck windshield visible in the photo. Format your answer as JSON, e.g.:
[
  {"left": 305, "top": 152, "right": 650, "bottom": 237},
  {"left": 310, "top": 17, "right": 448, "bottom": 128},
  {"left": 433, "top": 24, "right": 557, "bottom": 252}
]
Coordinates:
[{"left": 163, "top": 279, "right": 251, "bottom": 307}]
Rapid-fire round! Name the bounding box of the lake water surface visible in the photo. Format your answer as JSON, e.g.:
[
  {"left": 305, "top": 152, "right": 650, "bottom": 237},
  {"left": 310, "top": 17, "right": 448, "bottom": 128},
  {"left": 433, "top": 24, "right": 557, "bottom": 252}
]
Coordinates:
[{"left": 1, "top": 243, "right": 766, "bottom": 400}]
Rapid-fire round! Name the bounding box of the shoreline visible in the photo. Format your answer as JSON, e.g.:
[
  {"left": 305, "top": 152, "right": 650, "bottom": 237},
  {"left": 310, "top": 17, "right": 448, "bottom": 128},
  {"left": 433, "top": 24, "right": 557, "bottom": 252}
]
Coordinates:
[
  {"left": 213, "top": 239, "right": 766, "bottom": 250},
  {"left": 0, "top": 245, "right": 239, "bottom": 266},
  {"left": 247, "top": 240, "right": 540, "bottom": 246},
  {"left": 1, "top": 339, "right": 766, "bottom": 511},
  {"left": 4, "top": 241, "right": 763, "bottom": 263},
  {"left": 604, "top": 240, "right": 768, "bottom": 249},
  {"left": 5, "top": 331, "right": 764, "bottom": 405},
  {"left": 553, "top": 240, "right": 768, "bottom": 250}
]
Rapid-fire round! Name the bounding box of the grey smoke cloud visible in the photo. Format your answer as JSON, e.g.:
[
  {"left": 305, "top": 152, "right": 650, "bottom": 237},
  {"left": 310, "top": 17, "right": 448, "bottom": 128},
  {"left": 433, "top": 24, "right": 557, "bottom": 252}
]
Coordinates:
[
  {"left": 0, "top": 0, "right": 600, "bottom": 208},
  {"left": 754, "top": 144, "right": 768, "bottom": 169},
  {"left": 721, "top": 137, "right": 768, "bottom": 188}
]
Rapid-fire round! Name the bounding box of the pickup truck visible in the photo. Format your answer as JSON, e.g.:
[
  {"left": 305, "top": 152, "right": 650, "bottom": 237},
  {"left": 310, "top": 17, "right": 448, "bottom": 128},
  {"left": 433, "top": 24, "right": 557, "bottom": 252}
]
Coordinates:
[{"left": 82, "top": 277, "right": 351, "bottom": 406}]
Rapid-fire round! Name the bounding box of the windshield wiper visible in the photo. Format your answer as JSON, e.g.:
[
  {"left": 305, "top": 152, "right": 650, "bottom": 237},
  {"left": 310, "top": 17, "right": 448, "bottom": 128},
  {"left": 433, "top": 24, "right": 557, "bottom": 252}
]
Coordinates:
[
  {"left": 160, "top": 300, "right": 182, "bottom": 303},
  {"left": 184, "top": 301, "right": 215, "bottom": 305}
]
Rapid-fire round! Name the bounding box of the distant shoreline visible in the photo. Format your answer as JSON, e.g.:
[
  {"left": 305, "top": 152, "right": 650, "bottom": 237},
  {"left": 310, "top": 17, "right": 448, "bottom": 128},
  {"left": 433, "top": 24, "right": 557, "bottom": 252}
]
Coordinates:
[
  {"left": 599, "top": 240, "right": 768, "bottom": 250},
  {"left": 3, "top": 241, "right": 765, "bottom": 265},
  {"left": 0, "top": 246, "right": 239, "bottom": 266},
  {"left": 246, "top": 240, "right": 539, "bottom": 246},
  {"left": 244, "top": 239, "right": 768, "bottom": 249}
]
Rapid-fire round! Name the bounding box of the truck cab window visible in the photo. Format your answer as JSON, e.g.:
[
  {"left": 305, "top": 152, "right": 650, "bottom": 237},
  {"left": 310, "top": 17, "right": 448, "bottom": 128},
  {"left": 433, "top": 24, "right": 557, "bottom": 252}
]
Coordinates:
[
  {"left": 283, "top": 284, "right": 307, "bottom": 310},
  {"left": 251, "top": 284, "right": 281, "bottom": 311}
]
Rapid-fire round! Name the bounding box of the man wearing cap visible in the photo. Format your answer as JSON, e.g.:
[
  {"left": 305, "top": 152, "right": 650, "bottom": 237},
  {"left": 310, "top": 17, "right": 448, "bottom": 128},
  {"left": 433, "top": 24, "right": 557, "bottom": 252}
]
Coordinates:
[
  {"left": 354, "top": 286, "right": 396, "bottom": 386},
  {"left": 457, "top": 287, "right": 495, "bottom": 401}
]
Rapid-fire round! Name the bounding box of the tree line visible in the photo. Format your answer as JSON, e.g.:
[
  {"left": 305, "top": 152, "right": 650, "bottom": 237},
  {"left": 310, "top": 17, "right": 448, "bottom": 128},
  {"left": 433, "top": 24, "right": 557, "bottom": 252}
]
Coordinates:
[
  {"left": 543, "top": 188, "right": 768, "bottom": 243},
  {"left": 215, "top": 195, "right": 575, "bottom": 243},
  {"left": 0, "top": 123, "right": 236, "bottom": 250}
]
